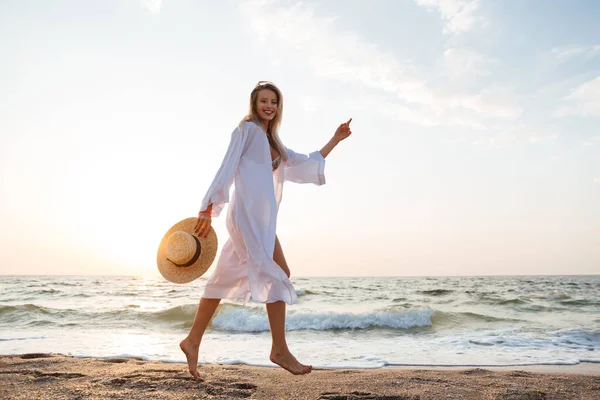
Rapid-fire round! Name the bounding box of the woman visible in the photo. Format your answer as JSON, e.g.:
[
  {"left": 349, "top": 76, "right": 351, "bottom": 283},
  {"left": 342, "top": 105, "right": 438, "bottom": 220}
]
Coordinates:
[{"left": 180, "top": 81, "right": 352, "bottom": 379}]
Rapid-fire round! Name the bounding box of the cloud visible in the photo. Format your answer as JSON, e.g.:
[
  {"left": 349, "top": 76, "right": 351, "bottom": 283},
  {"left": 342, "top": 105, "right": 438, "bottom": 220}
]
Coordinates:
[
  {"left": 358, "top": 95, "right": 485, "bottom": 129},
  {"left": 415, "top": 0, "right": 482, "bottom": 34},
  {"left": 239, "top": 1, "right": 519, "bottom": 128},
  {"left": 459, "top": 87, "right": 522, "bottom": 119},
  {"left": 141, "top": 0, "right": 162, "bottom": 14},
  {"left": 443, "top": 48, "right": 493, "bottom": 79},
  {"left": 473, "top": 126, "right": 557, "bottom": 150},
  {"left": 555, "top": 75, "right": 600, "bottom": 117},
  {"left": 550, "top": 44, "right": 600, "bottom": 63},
  {"left": 583, "top": 136, "right": 600, "bottom": 147},
  {"left": 473, "top": 131, "right": 517, "bottom": 150},
  {"left": 593, "top": 177, "right": 600, "bottom": 184}
]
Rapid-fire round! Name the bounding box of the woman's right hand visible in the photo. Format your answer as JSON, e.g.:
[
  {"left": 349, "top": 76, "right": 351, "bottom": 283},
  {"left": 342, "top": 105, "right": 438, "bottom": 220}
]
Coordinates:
[{"left": 195, "top": 206, "right": 213, "bottom": 238}]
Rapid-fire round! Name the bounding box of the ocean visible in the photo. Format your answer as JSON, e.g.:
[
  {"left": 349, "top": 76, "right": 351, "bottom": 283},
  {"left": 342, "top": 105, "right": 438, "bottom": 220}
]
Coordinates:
[{"left": 1, "top": 275, "right": 599, "bottom": 369}]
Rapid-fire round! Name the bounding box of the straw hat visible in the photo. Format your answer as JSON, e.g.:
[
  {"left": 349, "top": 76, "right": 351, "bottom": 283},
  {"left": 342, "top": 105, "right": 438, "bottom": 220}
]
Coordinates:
[{"left": 157, "top": 218, "right": 218, "bottom": 284}]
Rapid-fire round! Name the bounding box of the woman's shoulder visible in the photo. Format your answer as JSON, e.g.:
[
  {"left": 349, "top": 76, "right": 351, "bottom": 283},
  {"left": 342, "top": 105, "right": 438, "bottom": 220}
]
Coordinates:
[
  {"left": 237, "top": 119, "right": 264, "bottom": 135},
  {"left": 225, "top": 120, "right": 262, "bottom": 147}
]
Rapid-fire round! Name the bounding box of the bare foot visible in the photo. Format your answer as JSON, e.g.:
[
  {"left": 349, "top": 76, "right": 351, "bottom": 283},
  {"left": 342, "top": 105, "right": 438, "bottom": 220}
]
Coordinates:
[
  {"left": 270, "top": 349, "right": 312, "bottom": 375},
  {"left": 180, "top": 338, "right": 201, "bottom": 380}
]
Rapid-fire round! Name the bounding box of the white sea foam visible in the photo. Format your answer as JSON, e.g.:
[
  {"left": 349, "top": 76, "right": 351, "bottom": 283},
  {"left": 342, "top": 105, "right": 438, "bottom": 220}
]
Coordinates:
[{"left": 210, "top": 305, "right": 434, "bottom": 332}]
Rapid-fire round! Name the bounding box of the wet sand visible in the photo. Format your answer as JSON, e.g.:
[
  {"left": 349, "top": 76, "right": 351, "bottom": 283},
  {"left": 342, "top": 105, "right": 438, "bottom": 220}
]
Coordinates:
[{"left": 1, "top": 353, "right": 599, "bottom": 399}]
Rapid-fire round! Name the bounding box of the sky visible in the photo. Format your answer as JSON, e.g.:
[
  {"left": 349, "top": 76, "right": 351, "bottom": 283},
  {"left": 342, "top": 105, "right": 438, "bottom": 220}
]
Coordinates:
[{"left": 1, "top": 0, "right": 599, "bottom": 278}]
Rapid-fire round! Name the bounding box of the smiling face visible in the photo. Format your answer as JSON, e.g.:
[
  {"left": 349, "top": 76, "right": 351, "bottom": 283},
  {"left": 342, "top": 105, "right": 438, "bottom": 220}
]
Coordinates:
[
  {"left": 245, "top": 81, "right": 287, "bottom": 161},
  {"left": 255, "top": 88, "right": 279, "bottom": 129}
]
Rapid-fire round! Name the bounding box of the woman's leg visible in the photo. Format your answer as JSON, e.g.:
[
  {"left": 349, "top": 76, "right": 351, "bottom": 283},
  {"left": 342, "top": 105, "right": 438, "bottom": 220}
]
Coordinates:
[
  {"left": 180, "top": 297, "right": 221, "bottom": 380},
  {"left": 274, "top": 235, "right": 291, "bottom": 277},
  {"left": 267, "top": 236, "right": 311, "bottom": 374},
  {"left": 266, "top": 301, "right": 312, "bottom": 375}
]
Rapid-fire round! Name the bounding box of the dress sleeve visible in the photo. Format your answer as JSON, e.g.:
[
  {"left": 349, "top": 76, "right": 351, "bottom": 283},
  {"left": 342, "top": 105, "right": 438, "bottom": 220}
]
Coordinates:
[
  {"left": 283, "top": 147, "right": 326, "bottom": 185},
  {"left": 198, "top": 125, "right": 248, "bottom": 218}
]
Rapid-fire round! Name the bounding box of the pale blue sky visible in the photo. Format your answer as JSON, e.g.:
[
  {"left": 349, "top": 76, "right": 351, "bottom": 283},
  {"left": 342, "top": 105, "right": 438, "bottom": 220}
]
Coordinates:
[{"left": 1, "top": 0, "right": 599, "bottom": 277}]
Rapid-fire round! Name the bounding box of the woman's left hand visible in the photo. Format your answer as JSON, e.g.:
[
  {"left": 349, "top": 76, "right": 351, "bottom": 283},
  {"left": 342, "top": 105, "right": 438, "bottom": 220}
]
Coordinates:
[{"left": 333, "top": 118, "right": 353, "bottom": 142}]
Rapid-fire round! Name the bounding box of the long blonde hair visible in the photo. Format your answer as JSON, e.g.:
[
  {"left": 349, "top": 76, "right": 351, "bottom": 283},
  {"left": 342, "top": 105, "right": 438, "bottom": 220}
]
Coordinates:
[{"left": 241, "top": 81, "right": 288, "bottom": 161}]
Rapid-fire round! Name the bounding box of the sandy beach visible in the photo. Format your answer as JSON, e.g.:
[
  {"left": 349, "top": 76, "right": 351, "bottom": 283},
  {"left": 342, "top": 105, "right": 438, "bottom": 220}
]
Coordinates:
[{"left": 1, "top": 354, "right": 599, "bottom": 399}]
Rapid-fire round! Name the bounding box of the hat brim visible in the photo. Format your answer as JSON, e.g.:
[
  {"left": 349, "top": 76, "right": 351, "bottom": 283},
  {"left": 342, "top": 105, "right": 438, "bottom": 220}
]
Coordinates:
[{"left": 157, "top": 217, "right": 218, "bottom": 284}]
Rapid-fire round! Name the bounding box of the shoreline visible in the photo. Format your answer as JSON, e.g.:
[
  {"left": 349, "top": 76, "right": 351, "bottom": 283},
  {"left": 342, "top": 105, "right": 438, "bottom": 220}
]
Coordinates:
[
  {"left": 387, "top": 362, "right": 600, "bottom": 375},
  {"left": 2, "top": 353, "right": 600, "bottom": 399},
  {"left": 46, "top": 353, "right": 600, "bottom": 375}
]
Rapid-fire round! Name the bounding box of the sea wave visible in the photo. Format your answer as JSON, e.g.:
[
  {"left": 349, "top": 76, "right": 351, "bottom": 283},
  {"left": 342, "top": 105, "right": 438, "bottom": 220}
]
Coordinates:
[
  {"left": 0, "top": 336, "right": 46, "bottom": 342},
  {"left": 210, "top": 304, "right": 434, "bottom": 332},
  {"left": 0, "top": 303, "right": 197, "bottom": 328},
  {"left": 2, "top": 302, "right": 535, "bottom": 333},
  {"left": 431, "top": 311, "right": 523, "bottom": 326},
  {"left": 1, "top": 303, "right": 57, "bottom": 316},
  {"left": 543, "top": 292, "right": 571, "bottom": 300},
  {"left": 552, "top": 328, "right": 600, "bottom": 349},
  {"left": 463, "top": 328, "right": 600, "bottom": 350},
  {"left": 559, "top": 299, "right": 600, "bottom": 307},
  {"left": 0, "top": 302, "right": 435, "bottom": 332},
  {"left": 417, "top": 289, "right": 454, "bottom": 296},
  {"left": 0, "top": 304, "right": 80, "bottom": 326}
]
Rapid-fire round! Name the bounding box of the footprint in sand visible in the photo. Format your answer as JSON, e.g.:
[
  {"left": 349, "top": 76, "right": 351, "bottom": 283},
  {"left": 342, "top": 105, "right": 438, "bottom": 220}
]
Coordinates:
[
  {"left": 20, "top": 353, "right": 54, "bottom": 359},
  {"left": 317, "top": 392, "right": 412, "bottom": 400},
  {"left": 205, "top": 380, "right": 258, "bottom": 398}
]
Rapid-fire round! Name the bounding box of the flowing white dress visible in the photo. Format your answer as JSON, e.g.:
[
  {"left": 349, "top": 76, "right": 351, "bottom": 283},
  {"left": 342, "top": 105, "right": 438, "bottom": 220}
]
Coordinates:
[{"left": 198, "top": 121, "right": 326, "bottom": 305}]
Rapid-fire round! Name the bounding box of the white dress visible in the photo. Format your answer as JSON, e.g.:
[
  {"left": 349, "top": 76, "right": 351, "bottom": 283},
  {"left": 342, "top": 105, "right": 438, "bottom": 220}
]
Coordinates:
[{"left": 198, "top": 121, "right": 326, "bottom": 304}]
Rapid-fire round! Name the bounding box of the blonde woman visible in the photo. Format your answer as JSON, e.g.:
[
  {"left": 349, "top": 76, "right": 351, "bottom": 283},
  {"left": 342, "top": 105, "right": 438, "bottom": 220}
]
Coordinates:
[{"left": 180, "top": 81, "right": 352, "bottom": 379}]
